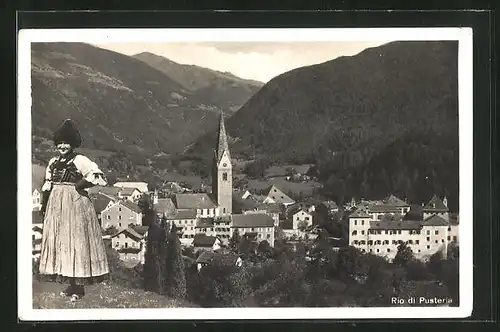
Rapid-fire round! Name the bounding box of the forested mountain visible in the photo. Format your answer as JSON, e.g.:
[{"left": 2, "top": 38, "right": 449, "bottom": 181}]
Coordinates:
[
  {"left": 190, "top": 41, "right": 459, "bottom": 210},
  {"left": 133, "top": 52, "right": 263, "bottom": 115}
]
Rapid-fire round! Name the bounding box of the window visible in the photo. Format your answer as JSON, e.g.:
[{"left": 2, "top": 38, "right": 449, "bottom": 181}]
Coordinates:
[
  {"left": 408, "top": 240, "right": 413, "bottom": 244},
  {"left": 118, "top": 215, "right": 122, "bottom": 220},
  {"left": 435, "top": 240, "right": 438, "bottom": 244},
  {"left": 368, "top": 240, "right": 373, "bottom": 245},
  {"left": 426, "top": 237, "right": 430, "bottom": 241},
  {"left": 125, "top": 243, "right": 128, "bottom": 248},
  {"left": 32, "top": 235, "right": 35, "bottom": 241},
  {"left": 305, "top": 217, "right": 309, "bottom": 221},
  {"left": 222, "top": 173, "right": 228, "bottom": 181},
  {"left": 352, "top": 230, "right": 357, "bottom": 236},
  {"left": 115, "top": 242, "right": 119, "bottom": 247},
  {"left": 107, "top": 215, "right": 110, "bottom": 220},
  {"left": 441, "top": 239, "right": 445, "bottom": 243},
  {"left": 118, "top": 207, "right": 122, "bottom": 212},
  {"left": 354, "top": 220, "right": 357, "bottom": 226},
  {"left": 376, "top": 249, "right": 380, "bottom": 253},
  {"left": 453, "top": 236, "right": 457, "bottom": 242},
  {"left": 361, "top": 230, "right": 365, "bottom": 235},
  {"left": 416, "top": 240, "right": 420, "bottom": 244},
  {"left": 435, "top": 230, "right": 439, "bottom": 235},
  {"left": 119, "top": 223, "right": 122, "bottom": 227},
  {"left": 447, "top": 236, "right": 451, "bottom": 241},
  {"left": 361, "top": 220, "right": 365, "bottom": 225},
  {"left": 426, "top": 245, "right": 430, "bottom": 249},
  {"left": 398, "top": 230, "right": 402, "bottom": 235},
  {"left": 369, "top": 249, "right": 373, "bottom": 252},
  {"left": 267, "top": 234, "right": 270, "bottom": 239},
  {"left": 426, "top": 230, "right": 430, "bottom": 235}
]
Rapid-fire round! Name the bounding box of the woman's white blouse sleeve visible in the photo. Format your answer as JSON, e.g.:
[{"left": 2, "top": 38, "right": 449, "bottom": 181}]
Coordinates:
[
  {"left": 73, "top": 155, "right": 107, "bottom": 186},
  {"left": 41, "top": 157, "right": 57, "bottom": 192}
]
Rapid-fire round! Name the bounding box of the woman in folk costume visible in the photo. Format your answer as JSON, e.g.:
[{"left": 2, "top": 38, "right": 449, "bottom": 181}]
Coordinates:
[{"left": 39, "top": 119, "right": 109, "bottom": 301}]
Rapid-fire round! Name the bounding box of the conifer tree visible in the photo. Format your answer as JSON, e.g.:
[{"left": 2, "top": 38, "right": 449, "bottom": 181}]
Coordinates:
[
  {"left": 165, "top": 223, "right": 187, "bottom": 299},
  {"left": 229, "top": 229, "right": 241, "bottom": 253}
]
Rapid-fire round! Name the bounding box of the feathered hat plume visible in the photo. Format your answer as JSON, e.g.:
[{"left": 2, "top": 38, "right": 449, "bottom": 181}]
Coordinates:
[{"left": 52, "top": 119, "right": 82, "bottom": 148}]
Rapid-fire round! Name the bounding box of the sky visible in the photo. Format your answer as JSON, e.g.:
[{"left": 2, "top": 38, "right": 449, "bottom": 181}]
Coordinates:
[{"left": 94, "top": 41, "right": 389, "bottom": 83}]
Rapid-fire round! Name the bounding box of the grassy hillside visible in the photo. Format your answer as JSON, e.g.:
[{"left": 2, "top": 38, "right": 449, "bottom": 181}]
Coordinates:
[{"left": 33, "top": 280, "right": 196, "bottom": 309}]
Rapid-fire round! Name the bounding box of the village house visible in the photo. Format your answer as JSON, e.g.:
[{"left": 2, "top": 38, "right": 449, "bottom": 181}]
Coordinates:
[
  {"left": 32, "top": 210, "right": 44, "bottom": 259},
  {"left": 349, "top": 195, "right": 458, "bottom": 261},
  {"left": 32, "top": 188, "right": 42, "bottom": 211},
  {"left": 292, "top": 209, "right": 314, "bottom": 230},
  {"left": 110, "top": 226, "right": 146, "bottom": 263},
  {"left": 113, "top": 181, "right": 149, "bottom": 194},
  {"left": 174, "top": 193, "right": 219, "bottom": 218},
  {"left": 192, "top": 234, "right": 222, "bottom": 253},
  {"left": 262, "top": 185, "right": 295, "bottom": 207},
  {"left": 322, "top": 200, "right": 339, "bottom": 215},
  {"left": 117, "top": 187, "right": 143, "bottom": 202},
  {"left": 242, "top": 203, "right": 281, "bottom": 227},
  {"left": 231, "top": 214, "right": 275, "bottom": 247},
  {"left": 423, "top": 194, "right": 450, "bottom": 221},
  {"left": 91, "top": 193, "right": 116, "bottom": 225},
  {"left": 152, "top": 192, "right": 176, "bottom": 219},
  {"left": 101, "top": 200, "right": 143, "bottom": 230},
  {"left": 195, "top": 251, "right": 242, "bottom": 272},
  {"left": 167, "top": 209, "right": 198, "bottom": 246}
]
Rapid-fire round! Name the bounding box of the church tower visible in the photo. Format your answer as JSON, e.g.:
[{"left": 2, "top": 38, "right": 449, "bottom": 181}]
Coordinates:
[{"left": 212, "top": 114, "right": 232, "bottom": 216}]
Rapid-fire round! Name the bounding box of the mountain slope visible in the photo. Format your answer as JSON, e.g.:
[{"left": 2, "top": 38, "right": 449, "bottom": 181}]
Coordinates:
[
  {"left": 31, "top": 42, "right": 224, "bottom": 160},
  {"left": 190, "top": 41, "right": 459, "bottom": 210},
  {"left": 133, "top": 52, "right": 263, "bottom": 114}
]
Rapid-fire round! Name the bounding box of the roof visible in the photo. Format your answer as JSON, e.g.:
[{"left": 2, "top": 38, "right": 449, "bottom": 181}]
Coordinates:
[
  {"left": 119, "top": 200, "right": 143, "bottom": 214},
  {"left": 112, "top": 227, "right": 144, "bottom": 241},
  {"left": 196, "top": 251, "right": 240, "bottom": 266},
  {"left": 423, "top": 195, "right": 449, "bottom": 212},
  {"left": 369, "top": 219, "right": 422, "bottom": 230},
  {"left": 92, "top": 195, "right": 112, "bottom": 213},
  {"left": 383, "top": 194, "right": 409, "bottom": 207},
  {"left": 349, "top": 210, "right": 371, "bottom": 218},
  {"left": 89, "top": 186, "right": 121, "bottom": 197},
  {"left": 32, "top": 210, "right": 44, "bottom": 224},
  {"left": 265, "top": 185, "right": 295, "bottom": 205},
  {"left": 280, "top": 220, "right": 294, "bottom": 230},
  {"left": 169, "top": 209, "right": 197, "bottom": 220},
  {"left": 403, "top": 205, "right": 424, "bottom": 220},
  {"left": 153, "top": 198, "right": 176, "bottom": 214},
  {"left": 422, "top": 214, "right": 449, "bottom": 226},
  {"left": 231, "top": 214, "right": 274, "bottom": 228},
  {"left": 369, "top": 204, "right": 402, "bottom": 213},
  {"left": 175, "top": 193, "right": 217, "bottom": 209},
  {"left": 113, "top": 182, "right": 149, "bottom": 193},
  {"left": 193, "top": 234, "right": 218, "bottom": 247},
  {"left": 119, "top": 187, "right": 139, "bottom": 196},
  {"left": 215, "top": 114, "right": 231, "bottom": 164},
  {"left": 131, "top": 225, "right": 149, "bottom": 236}
]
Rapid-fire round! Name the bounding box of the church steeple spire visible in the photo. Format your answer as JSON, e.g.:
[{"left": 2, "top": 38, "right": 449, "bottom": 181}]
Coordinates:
[
  {"left": 212, "top": 112, "right": 232, "bottom": 217},
  {"left": 215, "top": 113, "right": 230, "bottom": 164}
]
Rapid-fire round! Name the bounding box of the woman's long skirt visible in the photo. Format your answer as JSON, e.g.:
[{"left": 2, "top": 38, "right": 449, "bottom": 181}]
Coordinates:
[{"left": 39, "top": 183, "right": 109, "bottom": 283}]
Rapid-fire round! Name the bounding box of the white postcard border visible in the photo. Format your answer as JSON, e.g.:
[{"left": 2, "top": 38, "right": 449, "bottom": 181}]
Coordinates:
[{"left": 18, "top": 27, "right": 473, "bottom": 321}]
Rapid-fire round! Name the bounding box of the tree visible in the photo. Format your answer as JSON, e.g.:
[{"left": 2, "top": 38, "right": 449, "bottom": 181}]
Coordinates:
[
  {"left": 257, "top": 240, "right": 273, "bottom": 260},
  {"left": 229, "top": 230, "right": 242, "bottom": 253},
  {"left": 165, "top": 223, "right": 187, "bottom": 299},
  {"left": 103, "top": 225, "right": 118, "bottom": 236},
  {"left": 393, "top": 242, "right": 414, "bottom": 267},
  {"left": 297, "top": 220, "right": 309, "bottom": 232}
]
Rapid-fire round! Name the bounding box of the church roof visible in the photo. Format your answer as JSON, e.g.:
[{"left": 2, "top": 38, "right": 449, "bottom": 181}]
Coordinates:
[
  {"left": 175, "top": 193, "right": 217, "bottom": 209},
  {"left": 215, "top": 114, "right": 231, "bottom": 164}
]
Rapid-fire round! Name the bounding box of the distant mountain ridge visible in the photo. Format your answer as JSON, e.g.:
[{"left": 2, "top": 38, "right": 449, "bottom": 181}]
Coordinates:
[
  {"left": 190, "top": 41, "right": 459, "bottom": 210},
  {"left": 133, "top": 52, "right": 264, "bottom": 114},
  {"left": 31, "top": 43, "right": 261, "bottom": 164}
]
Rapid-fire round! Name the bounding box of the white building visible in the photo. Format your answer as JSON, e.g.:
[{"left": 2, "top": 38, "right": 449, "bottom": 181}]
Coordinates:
[
  {"left": 349, "top": 195, "right": 458, "bottom": 262},
  {"left": 113, "top": 181, "right": 149, "bottom": 193},
  {"left": 293, "top": 209, "right": 313, "bottom": 230}
]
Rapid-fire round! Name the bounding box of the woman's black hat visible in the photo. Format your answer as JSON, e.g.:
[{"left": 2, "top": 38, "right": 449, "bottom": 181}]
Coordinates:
[{"left": 52, "top": 119, "right": 82, "bottom": 148}]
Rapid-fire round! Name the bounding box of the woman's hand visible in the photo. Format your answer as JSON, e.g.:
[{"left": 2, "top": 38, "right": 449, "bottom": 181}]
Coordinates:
[{"left": 75, "top": 179, "right": 93, "bottom": 195}]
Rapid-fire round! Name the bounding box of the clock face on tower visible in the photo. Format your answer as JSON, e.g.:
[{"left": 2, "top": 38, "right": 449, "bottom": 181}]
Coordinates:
[{"left": 223, "top": 163, "right": 227, "bottom": 167}]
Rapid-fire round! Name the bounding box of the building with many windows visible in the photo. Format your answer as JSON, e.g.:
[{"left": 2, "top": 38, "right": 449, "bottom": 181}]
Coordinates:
[{"left": 349, "top": 195, "right": 458, "bottom": 261}]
